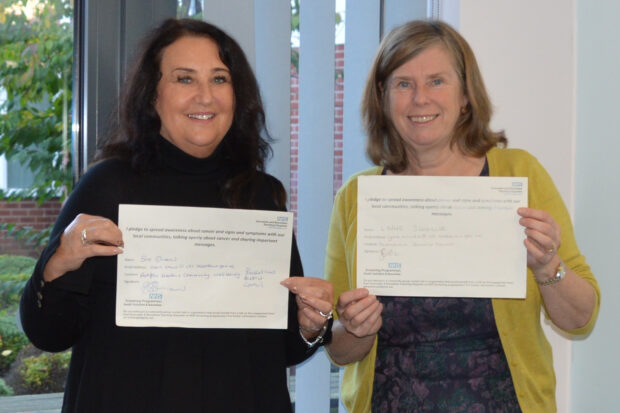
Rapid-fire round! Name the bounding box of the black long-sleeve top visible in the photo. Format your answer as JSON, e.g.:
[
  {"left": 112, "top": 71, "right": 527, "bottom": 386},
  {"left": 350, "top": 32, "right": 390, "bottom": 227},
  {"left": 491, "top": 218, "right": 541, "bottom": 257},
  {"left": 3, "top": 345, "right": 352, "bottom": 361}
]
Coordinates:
[{"left": 20, "top": 136, "right": 314, "bottom": 413}]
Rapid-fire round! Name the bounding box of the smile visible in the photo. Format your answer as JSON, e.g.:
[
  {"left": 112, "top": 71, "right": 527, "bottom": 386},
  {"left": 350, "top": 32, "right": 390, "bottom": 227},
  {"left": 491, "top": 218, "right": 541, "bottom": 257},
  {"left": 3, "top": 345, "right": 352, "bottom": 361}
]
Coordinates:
[
  {"left": 408, "top": 114, "right": 438, "bottom": 123},
  {"left": 187, "top": 113, "right": 215, "bottom": 120}
]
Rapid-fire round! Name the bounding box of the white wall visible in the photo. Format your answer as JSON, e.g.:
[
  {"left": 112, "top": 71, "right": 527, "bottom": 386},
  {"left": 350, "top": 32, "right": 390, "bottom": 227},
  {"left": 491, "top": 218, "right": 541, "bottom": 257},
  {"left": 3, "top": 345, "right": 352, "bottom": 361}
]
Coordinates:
[
  {"left": 455, "top": 1, "right": 577, "bottom": 411},
  {"left": 455, "top": 1, "right": 617, "bottom": 412},
  {"left": 458, "top": 1, "right": 576, "bottom": 202},
  {"left": 572, "top": 0, "right": 620, "bottom": 412}
]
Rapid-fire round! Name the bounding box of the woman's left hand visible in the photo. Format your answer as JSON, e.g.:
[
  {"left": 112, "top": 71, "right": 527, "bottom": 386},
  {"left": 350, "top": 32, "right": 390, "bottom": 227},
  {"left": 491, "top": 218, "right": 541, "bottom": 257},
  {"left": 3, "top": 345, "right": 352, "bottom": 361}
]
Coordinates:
[
  {"left": 517, "top": 207, "right": 561, "bottom": 278},
  {"left": 281, "top": 277, "right": 334, "bottom": 340},
  {"left": 517, "top": 207, "right": 597, "bottom": 330}
]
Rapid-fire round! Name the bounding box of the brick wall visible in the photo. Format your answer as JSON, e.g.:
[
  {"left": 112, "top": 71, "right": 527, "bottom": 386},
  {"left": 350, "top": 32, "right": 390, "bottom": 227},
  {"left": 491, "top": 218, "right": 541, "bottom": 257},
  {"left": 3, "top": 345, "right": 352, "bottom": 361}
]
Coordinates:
[
  {"left": 290, "top": 44, "right": 345, "bottom": 229},
  {"left": 334, "top": 44, "right": 345, "bottom": 194},
  {"left": 0, "top": 200, "right": 62, "bottom": 258},
  {"left": 290, "top": 66, "right": 300, "bottom": 224}
]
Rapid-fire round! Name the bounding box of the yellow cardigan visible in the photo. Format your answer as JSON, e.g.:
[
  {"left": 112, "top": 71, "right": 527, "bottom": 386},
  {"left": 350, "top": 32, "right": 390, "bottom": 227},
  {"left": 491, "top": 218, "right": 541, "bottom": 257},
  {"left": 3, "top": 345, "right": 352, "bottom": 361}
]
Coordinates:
[{"left": 324, "top": 147, "right": 601, "bottom": 413}]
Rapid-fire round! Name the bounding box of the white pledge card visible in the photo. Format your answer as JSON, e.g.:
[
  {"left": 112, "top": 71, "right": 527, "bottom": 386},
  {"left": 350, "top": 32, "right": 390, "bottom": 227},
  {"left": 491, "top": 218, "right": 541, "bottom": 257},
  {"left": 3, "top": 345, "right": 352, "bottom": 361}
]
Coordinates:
[
  {"left": 116, "top": 204, "right": 294, "bottom": 329},
  {"left": 357, "top": 176, "right": 528, "bottom": 298}
]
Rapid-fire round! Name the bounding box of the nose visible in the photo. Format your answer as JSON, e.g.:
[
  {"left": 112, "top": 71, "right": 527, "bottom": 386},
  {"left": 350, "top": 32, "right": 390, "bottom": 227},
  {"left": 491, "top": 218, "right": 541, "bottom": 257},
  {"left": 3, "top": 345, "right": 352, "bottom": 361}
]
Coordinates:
[
  {"left": 412, "top": 85, "right": 429, "bottom": 105},
  {"left": 195, "top": 82, "right": 213, "bottom": 104}
]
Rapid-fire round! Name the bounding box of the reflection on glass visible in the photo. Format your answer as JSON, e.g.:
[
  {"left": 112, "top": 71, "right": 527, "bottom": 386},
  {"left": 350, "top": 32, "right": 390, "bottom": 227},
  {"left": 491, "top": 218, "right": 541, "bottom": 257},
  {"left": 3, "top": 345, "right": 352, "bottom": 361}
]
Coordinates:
[
  {"left": 288, "top": 1, "right": 346, "bottom": 411},
  {"left": 178, "top": 0, "right": 203, "bottom": 19}
]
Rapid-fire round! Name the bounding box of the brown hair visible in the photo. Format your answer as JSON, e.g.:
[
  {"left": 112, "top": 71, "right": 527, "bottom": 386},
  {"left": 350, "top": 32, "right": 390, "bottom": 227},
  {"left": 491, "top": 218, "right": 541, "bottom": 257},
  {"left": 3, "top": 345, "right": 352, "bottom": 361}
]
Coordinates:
[{"left": 362, "top": 20, "right": 506, "bottom": 172}]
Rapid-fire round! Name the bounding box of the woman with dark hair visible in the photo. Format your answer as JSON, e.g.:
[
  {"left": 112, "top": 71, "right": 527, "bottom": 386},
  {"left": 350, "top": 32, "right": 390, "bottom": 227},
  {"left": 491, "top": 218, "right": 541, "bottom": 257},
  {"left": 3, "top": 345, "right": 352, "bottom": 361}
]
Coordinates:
[
  {"left": 20, "top": 18, "right": 333, "bottom": 412},
  {"left": 324, "top": 20, "right": 600, "bottom": 412},
  {"left": 98, "top": 18, "right": 276, "bottom": 207}
]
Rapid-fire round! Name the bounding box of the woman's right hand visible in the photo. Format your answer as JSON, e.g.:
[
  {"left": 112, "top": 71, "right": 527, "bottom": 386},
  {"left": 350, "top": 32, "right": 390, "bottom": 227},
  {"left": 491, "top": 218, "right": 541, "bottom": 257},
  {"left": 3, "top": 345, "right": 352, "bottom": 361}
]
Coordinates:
[
  {"left": 336, "top": 288, "right": 383, "bottom": 338},
  {"left": 43, "top": 213, "right": 124, "bottom": 282},
  {"left": 326, "top": 288, "right": 383, "bottom": 365}
]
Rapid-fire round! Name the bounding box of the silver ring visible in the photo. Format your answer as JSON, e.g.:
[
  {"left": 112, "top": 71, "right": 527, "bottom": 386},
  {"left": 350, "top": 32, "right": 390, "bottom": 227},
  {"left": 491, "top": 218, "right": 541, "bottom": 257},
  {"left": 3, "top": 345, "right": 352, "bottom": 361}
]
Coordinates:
[
  {"left": 318, "top": 310, "right": 333, "bottom": 320},
  {"left": 81, "top": 229, "right": 88, "bottom": 246}
]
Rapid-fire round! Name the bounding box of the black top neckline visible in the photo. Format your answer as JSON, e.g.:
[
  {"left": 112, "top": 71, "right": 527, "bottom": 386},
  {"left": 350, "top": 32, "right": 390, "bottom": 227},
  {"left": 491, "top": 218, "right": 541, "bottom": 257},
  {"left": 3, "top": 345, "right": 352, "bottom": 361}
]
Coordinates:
[{"left": 157, "top": 135, "right": 228, "bottom": 177}]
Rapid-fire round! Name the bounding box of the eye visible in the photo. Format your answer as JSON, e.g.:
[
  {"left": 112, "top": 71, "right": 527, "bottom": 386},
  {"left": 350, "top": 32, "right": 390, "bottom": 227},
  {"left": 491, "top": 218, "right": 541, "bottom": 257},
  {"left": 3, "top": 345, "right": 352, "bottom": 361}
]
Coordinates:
[
  {"left": 176, "top": 76, "right": 192, "bottom": 84},
  {"left": 213, "top": 75, "right": 230, "bottom": 84},
  {"left": 391, "top": 80, "right": 412, "bottom": 92},
  {"left": 430, "top": 78, "right": 443, "bottom": 86}
]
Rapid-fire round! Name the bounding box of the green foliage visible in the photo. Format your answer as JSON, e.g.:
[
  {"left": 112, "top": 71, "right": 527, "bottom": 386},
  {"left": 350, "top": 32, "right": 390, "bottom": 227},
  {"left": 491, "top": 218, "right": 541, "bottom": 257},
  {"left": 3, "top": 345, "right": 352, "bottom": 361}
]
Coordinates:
[
  {"left": 289, "top": 0, "right": 343, "bottom": 73},
  {"left": 0, "top": 0, "right": 74, "bottom": 194},
  {"left": 19, "top": 351, "right": 70, "bottom": 394},
  {"left": 0, "top": 275, "right": 28, "bottom": 311},
  {"left": 0, "top": 221, "right": 51, "bottom": 250},
  {"left": 0, "top": 255, "right": 33, "bottom": 374},
  {"left": 0, "top": 315, "right": 30, "bottom": 375},
  {"left": 0, "top": 377, "right": 14, "bottom": 396},
  {"left": 0, "top": 255, "right": 33, "bottom": 311},
  {"left": 0, "top": 0, "right": 73, "bottom": 248},
  {"left": 0, "top": 255, "right": 36, "bottom": 276},
  {"left": 291, "top": 0, "right": 300, "bottom": 70},
  {"left": 291, "top": 0, "right": 300, "bottom": 34}
]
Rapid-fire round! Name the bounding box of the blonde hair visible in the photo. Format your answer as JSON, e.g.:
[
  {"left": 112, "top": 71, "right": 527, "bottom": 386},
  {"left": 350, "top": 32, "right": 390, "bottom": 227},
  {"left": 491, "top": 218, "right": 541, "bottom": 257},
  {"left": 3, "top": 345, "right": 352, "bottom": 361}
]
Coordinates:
[{"left": 362, "top": 20, "right": 506, "bottom": 172}]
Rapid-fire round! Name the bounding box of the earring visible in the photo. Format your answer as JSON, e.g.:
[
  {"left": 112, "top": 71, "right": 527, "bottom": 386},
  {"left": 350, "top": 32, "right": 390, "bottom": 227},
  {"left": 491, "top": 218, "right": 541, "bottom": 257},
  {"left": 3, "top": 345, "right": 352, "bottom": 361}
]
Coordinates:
[{"left": 460, "top": 106, "right": 468, "bottom": 114}]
